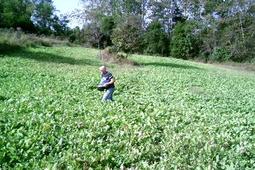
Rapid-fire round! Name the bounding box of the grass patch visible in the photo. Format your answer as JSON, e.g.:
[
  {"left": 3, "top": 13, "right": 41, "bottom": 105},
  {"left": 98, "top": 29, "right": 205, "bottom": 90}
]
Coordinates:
[{"left": 0, "top": 29, "right": 70, "bottom": 53}]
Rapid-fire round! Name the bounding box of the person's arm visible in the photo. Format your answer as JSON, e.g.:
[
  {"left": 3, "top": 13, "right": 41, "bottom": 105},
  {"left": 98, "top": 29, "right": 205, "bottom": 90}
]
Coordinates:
[{"left": 104, "top": 77, "right": 115, "bottom": 87}]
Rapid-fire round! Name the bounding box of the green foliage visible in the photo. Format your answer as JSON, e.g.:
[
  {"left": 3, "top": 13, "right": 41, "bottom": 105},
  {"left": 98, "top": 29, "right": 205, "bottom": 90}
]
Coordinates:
[
  {"left": 123, "top": 0, "right": 142, "bottom": 15},
  {"left": 51, "top": 15, "right": 70, "bottom": 37},
  {"left": 100, "top": 16, "right": 116, "bottom": 47},
  {"left": 0, "top": 0, "right": 69, "bottom": 36},
  {"left": 143, "top": 21, "right": 169, "bottom": 56},
  {"left": 0, "top": 29, "right": 69, "bottom": 51},
  {"left": 1, "top": 0, "right": 254, "bottom": 63},
  {"left": 1, "top": 46, "right": 255, "bottom": 169},
  {"left": 111, "top": 16, "right": 143, "bottom": 54},
  {"left": 209, "top": 47, "right": 232, "bottom": 62},
  {"left": 32, "top": 0, "right": 69, "bottom": 36},
  {"left": 69, "top": 15, "right": 115, "bottom": 48},
  {"left": 68, "top": 27, "right": 83, "bottom": 44},
  {"left": 198, "top": 1, "right": 255, "bottom": 63},
  {"left": 0, "top": 0, "right": 35, "bottom": 31},
  {"left": 219, "top": 14, "right": 255, "bottom": 62},
  {"left": 170, "top": 21, "right": 199, "bottom": 59},
  {"left": 204, "top": 1, "right": 234, "bottom": 17},
  {"left": 74, "top": 0, "right": 254, "bottom": 63},
  {"left": 100, "top": 16, "right": 115, "bottom": 36}
]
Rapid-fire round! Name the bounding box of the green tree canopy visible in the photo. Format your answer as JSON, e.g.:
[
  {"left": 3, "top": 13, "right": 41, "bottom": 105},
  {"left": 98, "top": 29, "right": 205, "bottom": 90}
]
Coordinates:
[
  {"left": 143, "top": 20, "right": 169, "bottom": 56},
  {"left": 0, "top": 0, "right": 34, "bottom": 31}
]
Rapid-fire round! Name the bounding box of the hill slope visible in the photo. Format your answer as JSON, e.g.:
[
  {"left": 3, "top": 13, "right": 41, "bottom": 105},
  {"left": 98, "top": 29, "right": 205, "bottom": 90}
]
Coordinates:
[{"left": 1, "top": 47, "right": 255, "bottom": 169}]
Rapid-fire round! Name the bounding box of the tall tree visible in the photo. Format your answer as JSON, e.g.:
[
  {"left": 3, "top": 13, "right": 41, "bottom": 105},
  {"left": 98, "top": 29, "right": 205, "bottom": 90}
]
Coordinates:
[
  {"left": 170, "top": 21, "right": 199, "bottom": 59},
  {"left": 147, "top": 0, "right": 186, "bottom": 33},
  {"left": 32, "top": 0, "right": 55, "bottom": 34},
  {"left": 0, "top": 0, "right": 35, "bottom": 31},
  {"left": 198, "top": 0, "right": 255, "bottom": 62},
  {"left": 111, "top": 15, "right": 143, "bottom": 54},
  {"left": 32, "top": 0, "right": 69, "bottom": 35},
  {"left": 143, "top": 20, "right": 169, "bottom": 56},
  {"left": 71, "top": 0, "right": 255, "bottom": 62}
]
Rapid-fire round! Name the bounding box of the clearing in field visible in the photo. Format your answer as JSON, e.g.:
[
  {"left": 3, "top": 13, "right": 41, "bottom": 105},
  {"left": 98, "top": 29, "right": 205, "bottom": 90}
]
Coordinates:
[{"left": 0, "top": 47, "right": 255, "bottom": 169}]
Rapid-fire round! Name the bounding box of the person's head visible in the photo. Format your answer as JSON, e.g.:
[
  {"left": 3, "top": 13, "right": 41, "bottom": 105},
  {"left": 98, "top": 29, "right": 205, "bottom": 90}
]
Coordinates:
[{"left": 99, "top": 66, "right": 107, "bottom": 74}]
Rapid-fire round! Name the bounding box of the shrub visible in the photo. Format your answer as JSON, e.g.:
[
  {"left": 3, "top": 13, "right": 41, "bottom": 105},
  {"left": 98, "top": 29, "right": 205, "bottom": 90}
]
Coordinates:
[
  {"left": 170, "top": 21, "right": 200, "bottom": 60},
  {"left": 209, "top": 47, "right": 232, "bottom": 62},
  {"left": 111, "top": 16, "right": 143, "bottom": 55},
  {"left": 143, "top": 21, "right": 169, "bottom": 56}
]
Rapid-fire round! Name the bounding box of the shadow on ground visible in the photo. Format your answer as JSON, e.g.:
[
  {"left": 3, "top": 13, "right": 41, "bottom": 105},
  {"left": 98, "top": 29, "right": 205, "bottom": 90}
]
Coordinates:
[
  {"left": 140, "top": 62, "right": 202, "bottom": 70},
  {"left": 1, "top": 46, "right": 101, "bottom": 66},
  {"left": 0, "top": 43, "right": 23, "bottom": 53},
  {"left": 0, "top": 95, "right": 8, "bottom": 101}
]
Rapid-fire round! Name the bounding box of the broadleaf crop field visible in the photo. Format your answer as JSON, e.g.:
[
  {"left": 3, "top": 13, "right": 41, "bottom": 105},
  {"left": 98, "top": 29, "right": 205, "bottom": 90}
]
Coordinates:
[{"left": 1, "top": 47, "right": 255, "bottom": 169}]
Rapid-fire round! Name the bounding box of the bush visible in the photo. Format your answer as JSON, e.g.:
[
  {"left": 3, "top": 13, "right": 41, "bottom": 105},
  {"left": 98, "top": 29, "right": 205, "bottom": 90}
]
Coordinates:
[
  {"left": 143, "top": 21, "right": 169, "bottom": 56},
  {"left": 170, "top": 21, "right": 200, "bottom": 59},
  {"left": 99, "top": 47, "right": 134, "bottom": 65},
  {"left": 209, "top": 47, "right": 232, "bottom": 62},
  {"left": 105, "top": 46, "right": 117, "bottom": 54},
  {"left": 116, "top": 52, "right": 128, "bottom": 60},
  {"left": 111, "top": 16, "right": 143, "bottom": 55}
]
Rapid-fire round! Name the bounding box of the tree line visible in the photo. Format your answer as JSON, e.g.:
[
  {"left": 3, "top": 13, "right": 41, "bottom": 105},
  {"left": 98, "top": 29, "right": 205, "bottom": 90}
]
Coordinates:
[
  {"left": 70, "top": 0, "right": 255, "bottom": 62},
  {"left": 0, "top": 0, "right": 69, "bottom": 36},
  {"left": 1, "top": 0, "right": 255, "bottom": 62}
]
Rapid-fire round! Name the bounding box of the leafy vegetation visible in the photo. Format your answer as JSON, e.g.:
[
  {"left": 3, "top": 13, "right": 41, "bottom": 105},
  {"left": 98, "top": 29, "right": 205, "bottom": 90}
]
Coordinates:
[
  {"left": 0, "top": 0, "right": 69, "bottom": 36},
  {"left": 1, "top": 0, "right": 255, "bottom": 62},
  {"left": 1, "top": 47, "right": 255, "bottom": 169},
  {"left": 111, "top": 16, "right": 143, "bottom": 55},
  {"left": 143, "top": 21, "right": 169, "bottom": 56},
  {"left": 71, "top": 0, "right": 255, "bottom": 62},
  {"left": 170, "top": 21, "right": 199, "bottom": 60}
]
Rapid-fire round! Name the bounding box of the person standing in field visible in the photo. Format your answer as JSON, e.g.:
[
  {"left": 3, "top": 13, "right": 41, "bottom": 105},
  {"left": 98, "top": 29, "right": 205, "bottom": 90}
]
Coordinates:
[{"left": 98, "top": 66, "right": 115, "bottom": 101}]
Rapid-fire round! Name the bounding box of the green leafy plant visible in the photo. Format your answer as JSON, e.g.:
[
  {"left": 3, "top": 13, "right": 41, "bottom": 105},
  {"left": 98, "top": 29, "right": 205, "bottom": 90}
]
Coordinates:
[
  {"left": 0, "top": 46, "right": 255, "bottom": 169},
  {"left": 170, "top": 21, "right": 200, "bottom": 60},
  {"left": 210, "top": 47, "right": 232, "bottom": 62}
]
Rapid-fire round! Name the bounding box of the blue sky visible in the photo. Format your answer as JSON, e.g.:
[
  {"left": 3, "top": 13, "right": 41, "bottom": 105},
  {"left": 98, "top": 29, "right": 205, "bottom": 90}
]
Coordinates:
[{"left": 53, "top": 0, "right": 82, "bottom": 28}]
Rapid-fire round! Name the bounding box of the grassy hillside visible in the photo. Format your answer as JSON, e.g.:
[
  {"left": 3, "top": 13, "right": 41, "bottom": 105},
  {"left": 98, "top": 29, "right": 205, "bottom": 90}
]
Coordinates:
[
  {"left": 0, "top": 29, "right": 70, "bottom": 52},
  {"left": 0, "top": 47, "right": 255, "bottom": 169}
]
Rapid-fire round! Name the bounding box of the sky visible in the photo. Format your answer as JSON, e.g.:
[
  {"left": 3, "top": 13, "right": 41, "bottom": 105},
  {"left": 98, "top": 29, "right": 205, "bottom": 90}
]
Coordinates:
[{"left": 53, "top": 0, "right": 83, "bottom": 28}]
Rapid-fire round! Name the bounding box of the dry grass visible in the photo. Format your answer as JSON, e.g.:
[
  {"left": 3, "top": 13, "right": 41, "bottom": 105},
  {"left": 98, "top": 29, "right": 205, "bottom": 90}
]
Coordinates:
[
  {"left": 98, "top": 48, "right": 137, "bottom": 66},
  {"left": 0, "top": 29, "right": 70, "bottom": 52}
]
